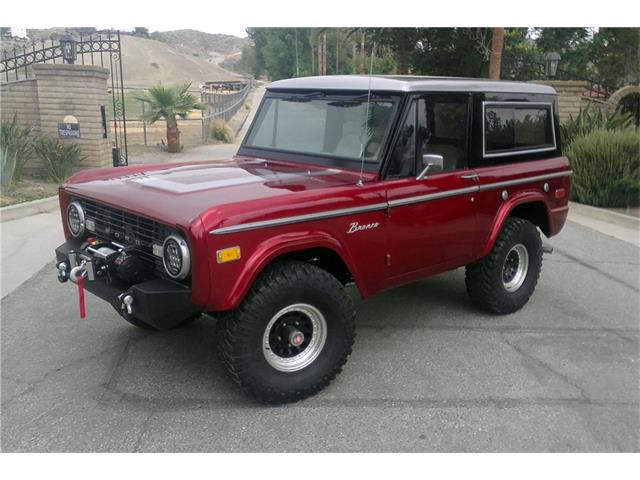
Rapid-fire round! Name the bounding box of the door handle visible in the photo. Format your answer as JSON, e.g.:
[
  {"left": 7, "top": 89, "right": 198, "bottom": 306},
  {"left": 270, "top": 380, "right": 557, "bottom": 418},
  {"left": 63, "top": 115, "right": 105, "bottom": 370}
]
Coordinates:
[{"left": 460, "top": 173, "right": 479, "bottom": 181}]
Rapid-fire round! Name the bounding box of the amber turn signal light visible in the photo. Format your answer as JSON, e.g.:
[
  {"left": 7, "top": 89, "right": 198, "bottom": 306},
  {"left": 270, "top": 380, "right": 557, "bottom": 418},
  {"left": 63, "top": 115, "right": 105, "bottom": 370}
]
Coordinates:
[{"left": 216, "top": 246, "right": 241, "bottom": 264}]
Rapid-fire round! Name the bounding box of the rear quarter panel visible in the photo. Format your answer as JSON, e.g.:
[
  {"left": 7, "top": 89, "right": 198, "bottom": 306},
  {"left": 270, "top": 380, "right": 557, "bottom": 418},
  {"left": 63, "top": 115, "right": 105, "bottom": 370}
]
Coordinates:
[{"left": 474, "top": 156, "right": 571, "bottom": 258}]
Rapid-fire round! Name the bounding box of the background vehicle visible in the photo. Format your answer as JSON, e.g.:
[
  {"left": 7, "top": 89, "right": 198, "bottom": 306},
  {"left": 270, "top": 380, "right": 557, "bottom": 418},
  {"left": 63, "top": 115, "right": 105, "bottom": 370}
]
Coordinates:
[{"left": 55, "top": 75, "right": 571, "bottom": 403}]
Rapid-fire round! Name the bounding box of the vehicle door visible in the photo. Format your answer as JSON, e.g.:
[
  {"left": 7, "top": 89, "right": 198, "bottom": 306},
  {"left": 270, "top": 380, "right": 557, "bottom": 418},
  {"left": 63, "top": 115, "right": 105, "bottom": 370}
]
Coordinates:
[{"left": 384, "top": 93, "right": 479, "bottom": 280}]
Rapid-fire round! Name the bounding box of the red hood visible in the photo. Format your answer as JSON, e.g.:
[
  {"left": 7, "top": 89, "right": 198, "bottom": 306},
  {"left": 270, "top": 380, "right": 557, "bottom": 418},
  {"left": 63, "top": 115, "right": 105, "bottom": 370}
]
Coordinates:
[{"left": 63, "top": 157, "right": 373, "bottom": 228}]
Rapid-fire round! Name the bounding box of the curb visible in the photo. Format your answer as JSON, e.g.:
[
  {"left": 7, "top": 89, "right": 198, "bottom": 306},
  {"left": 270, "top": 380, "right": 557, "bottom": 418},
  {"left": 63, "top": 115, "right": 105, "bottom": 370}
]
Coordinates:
[
  {"left": 568, "top": 201, "right": 639, "bottom": 231},
  {"left": 0, "top": 195, "right": 59, "bottom": 223}
]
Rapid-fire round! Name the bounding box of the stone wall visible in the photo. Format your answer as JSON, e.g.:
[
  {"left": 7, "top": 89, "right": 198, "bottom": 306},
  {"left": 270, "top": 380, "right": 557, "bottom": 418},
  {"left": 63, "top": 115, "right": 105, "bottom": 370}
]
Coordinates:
[
  {"left": 32, "top": 64, "right": 112, "bottom": 169},
  {"left": 0, "top": 78, "right": 41, "bottom": 129},
  {"left": 0, "top": 64, "right": 112, "bottom": 174},
  {"left": 531, "top": 80, "right": 594, "bottom": 123}
]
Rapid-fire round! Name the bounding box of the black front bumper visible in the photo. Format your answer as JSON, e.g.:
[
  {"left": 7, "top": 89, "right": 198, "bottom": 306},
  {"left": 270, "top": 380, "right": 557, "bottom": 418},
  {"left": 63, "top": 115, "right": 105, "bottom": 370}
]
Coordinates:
[{"left": 55, "top": 241, "right": 201, "bottom": 330}]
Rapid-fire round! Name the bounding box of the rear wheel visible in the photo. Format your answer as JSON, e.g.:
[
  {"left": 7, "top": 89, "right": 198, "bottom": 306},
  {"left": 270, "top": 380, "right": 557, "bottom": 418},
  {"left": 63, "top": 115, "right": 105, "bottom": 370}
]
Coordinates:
[
  {"left": 465, "top": 217, "right": 543, "bottom": 314},
  {"left": 216, "top": 260, "right": 356, "bottom": 404}
]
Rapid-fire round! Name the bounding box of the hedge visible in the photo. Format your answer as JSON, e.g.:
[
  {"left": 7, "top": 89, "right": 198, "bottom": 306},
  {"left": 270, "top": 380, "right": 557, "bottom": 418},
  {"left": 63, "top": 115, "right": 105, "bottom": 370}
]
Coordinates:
[{"left": 566, "top": 128, "right": 639, "bottom": 208}]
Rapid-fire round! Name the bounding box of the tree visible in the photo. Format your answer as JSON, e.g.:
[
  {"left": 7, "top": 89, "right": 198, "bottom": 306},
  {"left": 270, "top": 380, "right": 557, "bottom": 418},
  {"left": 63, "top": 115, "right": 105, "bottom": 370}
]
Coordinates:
[
  {"left": 532, "top": 27, "right": 594, "bottom": 79},
  {"left": 366, "top": 28, "right": 423, "bottom": 74},
  {"left": 133, "top": 27, "right": 150, "bottom": 38},
  {"left": 591, "top": 28, "right": 640, "bottom": 88},
  {"left": 246, "top": 28, "right": 309, "bottom": 80},
  {"left": 410, "top": 28, "right": 490, "bottom": 77},
  {"left": 488, "top": 28, "right": 505, "bottom": 79},
  {"left": 133, "top": 82, "right": 205, "bottom": 153}
]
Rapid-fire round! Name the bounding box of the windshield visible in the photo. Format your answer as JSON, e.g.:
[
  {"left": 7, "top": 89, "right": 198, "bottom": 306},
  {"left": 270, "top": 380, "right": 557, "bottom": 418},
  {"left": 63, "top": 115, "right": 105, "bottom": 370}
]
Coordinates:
[{"left": 243, "top": 93, "right": 397, "bottom": 168}]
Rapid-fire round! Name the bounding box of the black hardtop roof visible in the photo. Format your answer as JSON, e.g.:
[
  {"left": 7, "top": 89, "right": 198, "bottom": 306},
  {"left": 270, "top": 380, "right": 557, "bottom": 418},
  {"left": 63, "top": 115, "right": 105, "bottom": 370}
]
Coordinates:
[{"left": 267, "top": 75, "right": 556, "bottom": 95}]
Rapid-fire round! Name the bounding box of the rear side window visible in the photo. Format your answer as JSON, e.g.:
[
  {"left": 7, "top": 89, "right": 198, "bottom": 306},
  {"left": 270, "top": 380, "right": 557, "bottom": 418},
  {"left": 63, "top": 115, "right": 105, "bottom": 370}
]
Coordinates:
[{"left": 483, "top": 102, "right": 556, "bottom": 158}]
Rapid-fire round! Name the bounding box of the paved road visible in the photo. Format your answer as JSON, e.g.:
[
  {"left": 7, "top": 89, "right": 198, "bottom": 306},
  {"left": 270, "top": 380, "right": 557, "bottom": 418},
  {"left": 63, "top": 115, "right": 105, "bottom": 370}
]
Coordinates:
[
  {"left": 1, "top": 212, "right": 63, "bottom": 298},
  {"left": 1, "top": 221, "right": 638, "bottom": 452}
]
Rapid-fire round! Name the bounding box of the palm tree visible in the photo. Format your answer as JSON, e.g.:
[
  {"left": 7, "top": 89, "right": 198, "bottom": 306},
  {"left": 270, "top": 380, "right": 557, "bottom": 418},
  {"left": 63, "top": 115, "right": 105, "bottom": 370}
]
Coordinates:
[
  {"left": 133, "top": 82, "right": 205, "bottom": 153},
  {"left": 489, "top": 28, "right": 505, "bottom": 80}
]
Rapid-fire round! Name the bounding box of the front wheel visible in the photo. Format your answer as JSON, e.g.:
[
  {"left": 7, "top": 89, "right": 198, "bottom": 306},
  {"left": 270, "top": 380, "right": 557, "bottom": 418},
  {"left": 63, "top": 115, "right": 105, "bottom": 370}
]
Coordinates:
[
  {"left": 216, "top": 260, "right": 356, "bottom": 404},
  {"left": 465, "top": 217, "right": 543, "bottom": 314}
]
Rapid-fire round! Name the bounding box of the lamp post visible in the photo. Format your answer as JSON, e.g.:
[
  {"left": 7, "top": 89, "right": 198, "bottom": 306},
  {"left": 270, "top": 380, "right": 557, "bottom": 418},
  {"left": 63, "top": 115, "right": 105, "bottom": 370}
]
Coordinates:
[
  {"left": 545, "top": 51, "right": 561, "bottom": 79},
  {"left": 60, "top": 34, "right": 77, "bottom": 64}
]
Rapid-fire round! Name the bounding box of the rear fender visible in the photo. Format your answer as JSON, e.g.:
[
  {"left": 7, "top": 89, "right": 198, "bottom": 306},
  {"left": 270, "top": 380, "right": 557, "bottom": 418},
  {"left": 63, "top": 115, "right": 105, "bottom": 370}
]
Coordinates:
[{"left": 479, "top": 191, "right": 551, "bottom": 258}]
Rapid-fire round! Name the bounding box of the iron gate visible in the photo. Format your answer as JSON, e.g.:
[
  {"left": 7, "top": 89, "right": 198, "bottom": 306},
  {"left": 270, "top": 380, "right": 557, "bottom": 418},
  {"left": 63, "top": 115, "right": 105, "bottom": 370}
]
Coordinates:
[{"left": 1, "top": 30, "right": 129, "bottom": 165}]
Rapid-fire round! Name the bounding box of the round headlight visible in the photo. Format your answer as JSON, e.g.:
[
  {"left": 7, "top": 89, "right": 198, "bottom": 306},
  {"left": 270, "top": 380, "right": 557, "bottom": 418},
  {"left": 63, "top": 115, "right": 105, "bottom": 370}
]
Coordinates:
[
  {"left": 67, "top": 201, "right": 85, "bottom": 238},
  {"left": 162, "top": 234, "right": 191, "bottom": 280}
]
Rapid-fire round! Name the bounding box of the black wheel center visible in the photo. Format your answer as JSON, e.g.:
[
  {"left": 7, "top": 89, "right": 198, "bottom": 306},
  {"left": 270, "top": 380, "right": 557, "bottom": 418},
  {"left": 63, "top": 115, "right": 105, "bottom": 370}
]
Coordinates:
[
  {"left": 503, "top": 250, "right": 519, "bottom": 283},
  {"left": 268, "top": 311, "right": 313, "bottom": 358}
]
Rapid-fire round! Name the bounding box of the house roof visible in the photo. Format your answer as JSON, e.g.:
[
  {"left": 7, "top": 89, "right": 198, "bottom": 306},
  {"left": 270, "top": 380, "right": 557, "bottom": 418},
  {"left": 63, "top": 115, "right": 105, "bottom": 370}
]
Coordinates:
[{"left": 267, "top": 75, "right": 556, "bottom": 95}]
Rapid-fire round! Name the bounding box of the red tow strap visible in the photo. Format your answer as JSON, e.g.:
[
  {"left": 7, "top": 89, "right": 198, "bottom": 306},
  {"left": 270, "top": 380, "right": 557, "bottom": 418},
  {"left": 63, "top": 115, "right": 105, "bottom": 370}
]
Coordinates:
[{"left": 77, "top": 275, "right": 86, "bottom": 319}]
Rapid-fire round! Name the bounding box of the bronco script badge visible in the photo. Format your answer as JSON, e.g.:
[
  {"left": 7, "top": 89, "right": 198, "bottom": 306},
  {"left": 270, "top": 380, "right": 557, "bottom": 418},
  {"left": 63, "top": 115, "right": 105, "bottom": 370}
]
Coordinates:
[{"left": 347, "top": 221, "right": 380, "bottom": 234}]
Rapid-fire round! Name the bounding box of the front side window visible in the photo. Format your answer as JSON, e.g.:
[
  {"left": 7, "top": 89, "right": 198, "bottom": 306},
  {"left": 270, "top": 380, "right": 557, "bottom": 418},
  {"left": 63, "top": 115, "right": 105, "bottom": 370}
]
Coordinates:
[
  {"left": 244, "top": 93, "right": 397, "bottom": 168},
  {"left": 386, "top": 94, "right": 469, "bottom": 178},
  {"left": 420, "top": 95, "right": 469, "bottom": 172},
  {"left": 484, "top": 102, "right": 556, "bottom": 158},
  {"left": 387, "top": 100, "right": 417, "bottom": 178}
]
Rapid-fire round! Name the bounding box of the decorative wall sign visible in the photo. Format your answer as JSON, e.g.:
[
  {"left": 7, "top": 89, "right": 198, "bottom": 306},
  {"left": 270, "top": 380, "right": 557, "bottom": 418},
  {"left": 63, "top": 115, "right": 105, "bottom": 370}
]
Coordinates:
[{"left": 58, "top": 122, "right": 80, "bottom": 138}]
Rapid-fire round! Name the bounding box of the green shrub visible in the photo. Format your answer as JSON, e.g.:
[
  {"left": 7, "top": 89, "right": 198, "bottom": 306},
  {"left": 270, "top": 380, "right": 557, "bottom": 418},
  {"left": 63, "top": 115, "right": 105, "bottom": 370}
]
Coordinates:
[
  {"left": 210, "top": 118, "right": 233, "bottom": 143},
  {"left": 1, "top": 114, "right": 36, "bottom": 183},
  {"left": 1, "top": 145, "right": 17, "bottom": 193},
  {"left": 566, "top": 128, "right": 640, "bottom": 208},
  {"left": 33, "top": 137, "right": 82, "bottom": 183},
  {"left": 560, "top": 105, "right": 635, "bottom": 147}
]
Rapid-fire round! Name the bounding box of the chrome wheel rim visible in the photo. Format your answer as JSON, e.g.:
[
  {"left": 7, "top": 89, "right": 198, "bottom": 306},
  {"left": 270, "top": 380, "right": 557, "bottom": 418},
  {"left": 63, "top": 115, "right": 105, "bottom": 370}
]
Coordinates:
[
  {"left": 502, "top": 243, "right": 529, "bottom": 292},
  {"left": 262, "top": 303, "right": 327, "bottom": 372}
]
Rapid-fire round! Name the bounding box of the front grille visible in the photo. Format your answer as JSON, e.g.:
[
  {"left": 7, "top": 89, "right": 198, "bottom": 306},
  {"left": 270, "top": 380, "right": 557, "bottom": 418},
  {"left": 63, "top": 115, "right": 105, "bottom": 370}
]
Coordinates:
[{"left": 78, "top": 198, "right": 173, "bottom": 276}]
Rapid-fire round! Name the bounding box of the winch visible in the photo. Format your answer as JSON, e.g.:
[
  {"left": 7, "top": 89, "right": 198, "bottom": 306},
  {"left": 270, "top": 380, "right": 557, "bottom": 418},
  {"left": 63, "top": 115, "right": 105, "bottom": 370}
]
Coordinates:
[{"left": 56, "top": 239, "right": 147, "bottom": 287}]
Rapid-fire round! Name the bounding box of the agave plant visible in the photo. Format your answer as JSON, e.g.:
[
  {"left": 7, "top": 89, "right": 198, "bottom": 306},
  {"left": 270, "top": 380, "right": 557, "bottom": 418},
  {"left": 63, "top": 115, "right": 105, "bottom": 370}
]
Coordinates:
[
  {"left": 560, "top": 104, "right": 635, "bottom": 147},
  {"left": 133, "top": 82, "right": 206, "bottom": 153},
  {"left": 33, "top": 137, "right": 83, "bottom": 184},
  {"left": 1, "top": 145, "right": 17, "bottom": 193},
  {"left": 0, "top": 114, "right": 35, "bottom": 184}
]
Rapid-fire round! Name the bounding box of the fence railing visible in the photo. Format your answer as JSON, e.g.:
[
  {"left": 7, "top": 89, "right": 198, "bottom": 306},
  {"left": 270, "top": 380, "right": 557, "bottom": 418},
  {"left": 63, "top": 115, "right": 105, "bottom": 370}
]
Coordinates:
[
  {"left": 1, "top": 30, "right": 123, "bottom": 83},
  {"left": 116, "top": 77, "right": 253, "bottom": 147},
  {"left": 201, "top": 78, "right": 253, "bottom": 142}
]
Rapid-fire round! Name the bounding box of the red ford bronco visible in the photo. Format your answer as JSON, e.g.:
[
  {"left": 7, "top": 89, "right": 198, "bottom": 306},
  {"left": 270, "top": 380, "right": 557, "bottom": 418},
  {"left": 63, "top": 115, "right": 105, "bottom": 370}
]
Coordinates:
[{"left": 55, "top": 75, "right": 571, "bottom": 403}]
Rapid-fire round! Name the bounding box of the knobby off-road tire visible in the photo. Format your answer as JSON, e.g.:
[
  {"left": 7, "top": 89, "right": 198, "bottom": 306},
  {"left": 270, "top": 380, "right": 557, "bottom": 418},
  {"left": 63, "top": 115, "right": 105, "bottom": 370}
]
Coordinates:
[
  {"left": 465, "top": 217, "right": 543, "bottom": 314},
  {"left": 216, "top": 260, "right": 356, "bottom": 404}
]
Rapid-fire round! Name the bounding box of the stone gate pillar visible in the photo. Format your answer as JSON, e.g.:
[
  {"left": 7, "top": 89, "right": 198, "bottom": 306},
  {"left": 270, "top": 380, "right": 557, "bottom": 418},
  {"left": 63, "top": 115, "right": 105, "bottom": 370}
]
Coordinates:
[{"left": 33, "top": 64, "right": 112, "bottom": 169}]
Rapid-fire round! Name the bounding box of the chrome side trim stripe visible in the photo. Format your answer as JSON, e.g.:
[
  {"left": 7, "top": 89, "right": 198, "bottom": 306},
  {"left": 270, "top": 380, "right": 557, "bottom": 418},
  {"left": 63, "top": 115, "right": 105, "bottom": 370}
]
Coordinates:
[
  {"left": 209, "top": 170, "right": 572, "bottom": 235},
  {"left": 387, "top": 186, "right": 479, "bottom": 208},
  {"left": 210, "top": 203, "right": 388, "bottom": 234},
  {"left": 477, "top": 170, "right": 572, "bottom": 192}
]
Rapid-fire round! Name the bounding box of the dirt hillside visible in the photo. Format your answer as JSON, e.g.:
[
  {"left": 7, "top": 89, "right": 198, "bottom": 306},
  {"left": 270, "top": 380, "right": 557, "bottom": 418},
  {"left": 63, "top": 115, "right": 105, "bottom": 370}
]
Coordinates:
[{"left": 120, "top": 35, "right": 239, "bottom": 88}]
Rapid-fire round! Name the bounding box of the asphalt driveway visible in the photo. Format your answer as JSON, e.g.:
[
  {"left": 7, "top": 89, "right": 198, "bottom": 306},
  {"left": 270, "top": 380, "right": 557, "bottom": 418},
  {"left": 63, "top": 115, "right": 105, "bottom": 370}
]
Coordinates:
[{"left": 1, "top": 221, "right": 638, "bottom": 452}]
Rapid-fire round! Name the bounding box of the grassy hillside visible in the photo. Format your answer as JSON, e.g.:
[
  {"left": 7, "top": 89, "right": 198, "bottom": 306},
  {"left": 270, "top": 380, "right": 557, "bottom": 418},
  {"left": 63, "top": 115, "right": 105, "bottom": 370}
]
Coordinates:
[
  {"left": 120, "top": 34, "right": 239, "bottom": 87},
  {"left": 150, "top": 29, "right": 248, "bottom": 57}
]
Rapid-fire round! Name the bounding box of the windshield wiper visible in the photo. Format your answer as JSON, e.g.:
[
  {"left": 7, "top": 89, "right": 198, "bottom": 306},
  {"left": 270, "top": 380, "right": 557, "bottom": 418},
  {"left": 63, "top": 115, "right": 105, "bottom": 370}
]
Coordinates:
[
  {"left": 327, "top": 93, "right": 388, "bottom": 107},
  {"left": 281, "top": 91, "right": 326, "bottom": 103}
]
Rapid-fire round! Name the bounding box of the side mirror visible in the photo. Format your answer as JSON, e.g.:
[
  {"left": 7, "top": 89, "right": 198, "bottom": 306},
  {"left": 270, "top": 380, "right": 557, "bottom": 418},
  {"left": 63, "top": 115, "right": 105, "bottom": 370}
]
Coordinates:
[{"left": 416, "top": 154, "right": 444, "bottom": 180}]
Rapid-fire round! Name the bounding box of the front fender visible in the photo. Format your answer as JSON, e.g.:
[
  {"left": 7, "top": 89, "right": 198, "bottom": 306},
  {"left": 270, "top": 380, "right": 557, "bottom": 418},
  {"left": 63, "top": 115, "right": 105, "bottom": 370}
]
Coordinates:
[
  {"left": 207, "top": 229, "right": 362, "bottom": 311},
  {"left": 479, "top": 191, "right": 551, "bottom": 258}
]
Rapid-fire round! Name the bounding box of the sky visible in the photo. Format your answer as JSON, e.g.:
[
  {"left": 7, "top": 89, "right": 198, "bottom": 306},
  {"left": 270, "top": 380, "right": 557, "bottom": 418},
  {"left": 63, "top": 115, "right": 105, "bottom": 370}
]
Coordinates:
[
  {"left": 6, "top": 0, "right": 636, "bottom": 39},
  {"left": 96, "top": 25, "right": 248, "bottom": 39}
]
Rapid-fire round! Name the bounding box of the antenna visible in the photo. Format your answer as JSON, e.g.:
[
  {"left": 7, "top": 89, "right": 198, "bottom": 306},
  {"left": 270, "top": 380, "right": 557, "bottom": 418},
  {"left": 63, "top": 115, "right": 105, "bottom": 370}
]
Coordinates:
[{"left": 357, "top": 41, "right": 376, "bottom": 187}]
